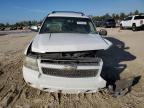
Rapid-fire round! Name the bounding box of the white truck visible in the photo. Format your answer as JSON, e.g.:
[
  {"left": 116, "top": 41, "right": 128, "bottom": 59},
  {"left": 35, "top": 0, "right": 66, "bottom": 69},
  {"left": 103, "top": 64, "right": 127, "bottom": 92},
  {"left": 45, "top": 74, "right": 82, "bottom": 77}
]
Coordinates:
[
  {"left": 120, "top": 15, "right": 144, "bottom": 31},
  {"left": 23, "top": 11, "right": 112, "bottom": 93}
]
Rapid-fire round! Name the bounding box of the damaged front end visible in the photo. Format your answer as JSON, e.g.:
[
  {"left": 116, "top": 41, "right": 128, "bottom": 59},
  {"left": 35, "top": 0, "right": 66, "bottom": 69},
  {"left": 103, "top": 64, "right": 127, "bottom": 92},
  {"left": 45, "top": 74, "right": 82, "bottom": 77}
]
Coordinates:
[
  {"left": 23, "top": 46, "right": 106, "bottom": 93},
  {"left": 22, "top": 12, "right": 113, "bottom": 93},
  {"left": 36, "top": 50, "right": 102, "bottom": 78}
]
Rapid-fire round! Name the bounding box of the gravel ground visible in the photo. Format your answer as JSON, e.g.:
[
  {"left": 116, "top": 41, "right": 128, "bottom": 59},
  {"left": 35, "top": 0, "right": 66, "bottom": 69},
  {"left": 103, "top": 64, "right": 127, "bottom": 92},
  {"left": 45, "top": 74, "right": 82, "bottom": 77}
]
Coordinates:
[{"left": 0, "top": 28, "right": 144, "bottom": 108}]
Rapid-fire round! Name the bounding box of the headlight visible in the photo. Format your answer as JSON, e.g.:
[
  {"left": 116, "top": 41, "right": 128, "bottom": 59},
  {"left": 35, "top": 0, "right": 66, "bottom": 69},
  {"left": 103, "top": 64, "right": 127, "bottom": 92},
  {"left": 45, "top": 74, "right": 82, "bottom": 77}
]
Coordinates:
[{"left": 24, "top": 56, "right": 39, "bottom": 71}]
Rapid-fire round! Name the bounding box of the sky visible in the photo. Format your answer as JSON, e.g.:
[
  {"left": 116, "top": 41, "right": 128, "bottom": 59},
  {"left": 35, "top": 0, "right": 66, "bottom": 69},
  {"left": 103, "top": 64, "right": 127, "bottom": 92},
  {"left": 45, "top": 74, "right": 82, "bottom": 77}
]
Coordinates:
[{"left": 0, "top": 0, "right": 144, "bottom": 23}]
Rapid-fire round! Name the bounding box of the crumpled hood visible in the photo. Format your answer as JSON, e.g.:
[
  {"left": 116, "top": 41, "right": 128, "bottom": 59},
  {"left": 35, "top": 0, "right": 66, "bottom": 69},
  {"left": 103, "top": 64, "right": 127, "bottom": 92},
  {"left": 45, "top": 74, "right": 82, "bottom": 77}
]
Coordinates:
[{"left": 31, "top": 33, "right": 112, "bottom": 53}]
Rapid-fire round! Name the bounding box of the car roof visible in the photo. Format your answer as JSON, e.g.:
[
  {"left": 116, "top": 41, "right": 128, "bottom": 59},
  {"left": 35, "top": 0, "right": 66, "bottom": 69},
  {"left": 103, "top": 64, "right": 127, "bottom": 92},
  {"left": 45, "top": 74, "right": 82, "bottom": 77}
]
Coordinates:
[
  {"left": 48, "top": 11, "right": 89, "bottom": 18},
  {"left": 128, "top": 15, "right": 144, "bottom": 17}
]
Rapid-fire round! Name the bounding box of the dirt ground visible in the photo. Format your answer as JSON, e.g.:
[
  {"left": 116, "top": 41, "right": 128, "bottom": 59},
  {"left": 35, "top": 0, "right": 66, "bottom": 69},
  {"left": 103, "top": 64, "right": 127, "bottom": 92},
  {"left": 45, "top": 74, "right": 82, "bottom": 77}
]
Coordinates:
[{"left": 0, "top": 28, "right": 144, "bottom": 108}]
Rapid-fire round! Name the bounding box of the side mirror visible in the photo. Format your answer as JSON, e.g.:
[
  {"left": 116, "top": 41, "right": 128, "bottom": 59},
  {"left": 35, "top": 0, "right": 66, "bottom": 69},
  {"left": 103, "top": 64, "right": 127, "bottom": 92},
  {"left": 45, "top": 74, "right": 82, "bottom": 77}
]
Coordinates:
[
  {"left": 99, "top": 29, "right": 107, "bottom": 36},
  {"left": 30, "top": 26, "right": 39, "bottom": 32}
]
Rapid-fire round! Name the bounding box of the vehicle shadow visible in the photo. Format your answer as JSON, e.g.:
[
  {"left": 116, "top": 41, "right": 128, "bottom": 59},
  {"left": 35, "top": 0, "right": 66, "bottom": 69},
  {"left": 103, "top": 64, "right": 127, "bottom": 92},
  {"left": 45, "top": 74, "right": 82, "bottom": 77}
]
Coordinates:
[
  {"left": 0, "top": 34, "right": 7, "bottom": 36},
  {"left": 98, "top": 37, "right": 136, "bottom": 86}
]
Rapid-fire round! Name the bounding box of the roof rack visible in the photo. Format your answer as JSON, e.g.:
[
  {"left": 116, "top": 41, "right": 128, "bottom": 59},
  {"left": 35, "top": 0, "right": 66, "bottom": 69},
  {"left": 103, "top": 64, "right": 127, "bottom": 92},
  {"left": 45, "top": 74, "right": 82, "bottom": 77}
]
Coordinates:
[{"left": 51, "top": 11, "right": 85, "bottom": 16}]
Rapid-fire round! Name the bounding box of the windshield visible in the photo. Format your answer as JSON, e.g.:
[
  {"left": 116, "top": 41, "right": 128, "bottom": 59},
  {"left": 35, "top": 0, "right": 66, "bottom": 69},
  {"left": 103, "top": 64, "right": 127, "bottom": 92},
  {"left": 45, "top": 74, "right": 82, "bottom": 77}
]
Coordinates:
[{"left": 40, "top": 17, "right": 96, "bottom": 34}]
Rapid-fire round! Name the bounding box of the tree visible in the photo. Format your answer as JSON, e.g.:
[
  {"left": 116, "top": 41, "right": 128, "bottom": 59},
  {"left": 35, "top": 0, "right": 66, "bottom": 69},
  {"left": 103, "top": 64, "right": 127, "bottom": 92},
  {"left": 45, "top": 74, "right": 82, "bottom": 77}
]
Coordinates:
[
  {"left": 115, "top": 14, "right": 120, "bottom": 20},
  {"left": 120, "top": 12, "right": 126, "bottom": 20},
  {"left": 92, "top": 16, "right": 102, "bottom": 21},
  {"left": 91, "top": 10, "right": 143, "bottom": 22},
  {"left": 5, "top": 23, "right": 10, "bottom": 28},
  {"left": 0, "top": 23, "right": 5, "bottom": 27},
  {"left": 103, "top": 13, "right": 111, "bottom": 19},
  {"left": 112, "top": 13, "right": 116, "bottom": 19},
  {"left": 129, "top": 12, "right": 133, "bottom": 16},
  {"left": 134, "top": 10, "right": 139, "bottom": 15}
]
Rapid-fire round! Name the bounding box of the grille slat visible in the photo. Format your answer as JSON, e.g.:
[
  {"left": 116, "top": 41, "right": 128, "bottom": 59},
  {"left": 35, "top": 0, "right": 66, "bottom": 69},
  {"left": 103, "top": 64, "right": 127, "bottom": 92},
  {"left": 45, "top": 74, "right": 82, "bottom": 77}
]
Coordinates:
[
  {"left": 42, "top": 68, "right": 98, "bottom": 78},
  {"left": 41, "top": 58, "right": 101, "bottom": 65}
]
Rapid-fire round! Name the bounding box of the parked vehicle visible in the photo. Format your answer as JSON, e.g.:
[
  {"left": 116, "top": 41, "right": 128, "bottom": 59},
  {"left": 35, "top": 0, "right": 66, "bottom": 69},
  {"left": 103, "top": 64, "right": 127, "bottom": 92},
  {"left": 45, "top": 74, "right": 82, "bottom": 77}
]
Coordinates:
[
  {"left": 23, "top": 11, "right": 112, "bottom": 93},
  {"left": 94, "top": 20, "right": 103, "bottom": 27},
  {"left": 120, "top": 15, "right": 144, "bottom": 31},
  {"left": 17, "top": 26, "right": 23, "bottom": 30},
  {"left": 0, "top": 24, "right": 5, "bottom": 31},
  {"left": 0, "top": 27, "right": 5, "bottom": 31},
  {"left": 101, "top": 19, "right": 116, "bottom": 28},
  {"left": 10, "top": 26, "right": 17, "bottom": 30}
]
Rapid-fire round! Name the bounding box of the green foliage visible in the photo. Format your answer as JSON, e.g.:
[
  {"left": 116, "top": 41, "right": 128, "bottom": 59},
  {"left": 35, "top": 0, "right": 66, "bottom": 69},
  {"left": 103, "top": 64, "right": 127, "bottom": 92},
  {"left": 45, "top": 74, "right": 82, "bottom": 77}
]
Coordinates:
[
  {"left": 0, "top": 20, "right": 40, "bottom": 29},
  {"left": 134, "top": 10, "right": 139, "bottom": 15},
  {"left": 0, "top": 10, "right": 143, "bottom": 29},
  {"left": 119, "top": 12, "right": 125, "bottom": 20},
  {"left": 104, "top": 13, "right": 111, "bottom": 19},
  {"left": 92, "top": 10, "right": 143, "bottom": 22},
  {"left": 0, "top": 23, "right": 5, "bottom": 28}
]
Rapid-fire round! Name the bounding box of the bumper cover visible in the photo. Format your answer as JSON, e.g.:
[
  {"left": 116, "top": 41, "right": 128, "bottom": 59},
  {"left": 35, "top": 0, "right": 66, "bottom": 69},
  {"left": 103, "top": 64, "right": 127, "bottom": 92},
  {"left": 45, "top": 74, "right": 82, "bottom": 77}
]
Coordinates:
[{"left": 23, "top": 66, "right": 106, "bottom": 93}]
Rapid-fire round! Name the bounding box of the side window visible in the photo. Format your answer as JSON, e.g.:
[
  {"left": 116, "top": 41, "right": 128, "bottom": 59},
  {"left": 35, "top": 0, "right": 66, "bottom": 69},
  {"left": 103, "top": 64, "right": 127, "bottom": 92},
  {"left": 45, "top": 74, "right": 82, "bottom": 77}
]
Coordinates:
[
  {"left": 134, "top": 16, "right": 144, "bottom": 20},
  {"left": 128, "top": 17, "right": 132, "bottom": 20},
  {"left": 125, "top": 17, "right": 132, "bottom": 21},
  {"left": 124, "top": 17, "right": 129, "bottom": 21}
]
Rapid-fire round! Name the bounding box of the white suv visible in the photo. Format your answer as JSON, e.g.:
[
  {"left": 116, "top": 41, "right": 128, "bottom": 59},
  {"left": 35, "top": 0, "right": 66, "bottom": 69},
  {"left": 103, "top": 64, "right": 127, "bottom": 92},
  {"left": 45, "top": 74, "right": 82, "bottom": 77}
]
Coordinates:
[
  {"left": 23, "top": 11, "right": 112, "bottom": 93},
  {"left": 120, "top": 15, "right": 144, "bottom": 31}
]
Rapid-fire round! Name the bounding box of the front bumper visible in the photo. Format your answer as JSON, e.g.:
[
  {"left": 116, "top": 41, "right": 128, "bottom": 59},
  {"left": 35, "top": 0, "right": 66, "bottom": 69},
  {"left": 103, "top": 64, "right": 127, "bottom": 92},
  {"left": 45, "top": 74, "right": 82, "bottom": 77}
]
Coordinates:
[{"left": 23, "top": 58, "right": 106, "bottom": 93}]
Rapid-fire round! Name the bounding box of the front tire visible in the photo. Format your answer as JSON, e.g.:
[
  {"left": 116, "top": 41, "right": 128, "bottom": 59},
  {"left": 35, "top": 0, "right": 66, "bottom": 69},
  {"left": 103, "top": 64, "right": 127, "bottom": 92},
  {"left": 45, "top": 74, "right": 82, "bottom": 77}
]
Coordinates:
[
  {"left": 120, "top": 24, "right": 123, "bottom": 30},
  {"left": 132, "top": 24, "right": 137, "bottom": 31}
]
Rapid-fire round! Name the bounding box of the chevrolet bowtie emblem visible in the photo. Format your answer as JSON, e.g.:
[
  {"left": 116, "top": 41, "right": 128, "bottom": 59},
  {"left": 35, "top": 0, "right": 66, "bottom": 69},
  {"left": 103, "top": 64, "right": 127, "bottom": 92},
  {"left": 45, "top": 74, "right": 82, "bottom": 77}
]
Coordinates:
[{"left": 63, "top": 65, "right": 77, "bottom": 71}]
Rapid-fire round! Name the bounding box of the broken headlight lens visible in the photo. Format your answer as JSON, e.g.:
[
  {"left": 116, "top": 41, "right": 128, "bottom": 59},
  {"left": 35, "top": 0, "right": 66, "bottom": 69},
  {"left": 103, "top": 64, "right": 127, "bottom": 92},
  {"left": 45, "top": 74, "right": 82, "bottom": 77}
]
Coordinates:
[{"left": 24, "top": 56, "right": 39, "bottom": 71}]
